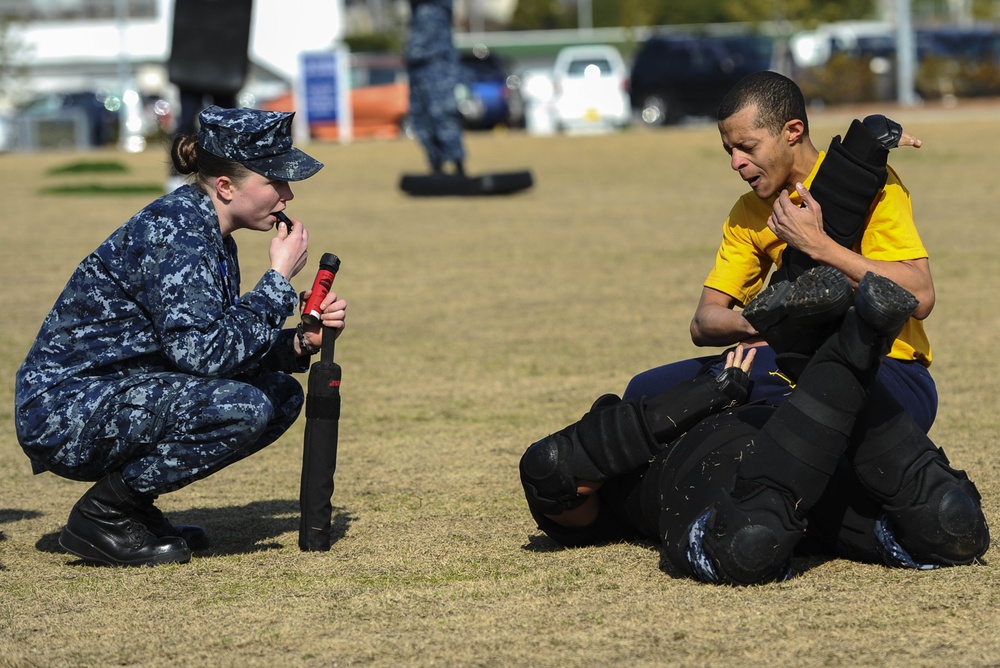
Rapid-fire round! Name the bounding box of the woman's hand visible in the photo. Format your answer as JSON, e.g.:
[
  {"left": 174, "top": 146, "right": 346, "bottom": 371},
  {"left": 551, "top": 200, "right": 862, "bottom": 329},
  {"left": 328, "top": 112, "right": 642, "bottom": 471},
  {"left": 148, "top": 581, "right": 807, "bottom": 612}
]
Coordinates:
[
  {"left": 270, "top": 216, "right": 309, "bottom": 280},
  {"left": 296, "top": 289, "right": 348, "bottom": 354}
]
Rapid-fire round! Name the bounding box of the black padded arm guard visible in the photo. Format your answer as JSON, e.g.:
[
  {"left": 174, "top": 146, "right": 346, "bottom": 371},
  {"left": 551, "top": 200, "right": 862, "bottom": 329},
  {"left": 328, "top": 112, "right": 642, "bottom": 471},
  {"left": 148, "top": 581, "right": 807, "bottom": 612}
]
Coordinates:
[
  {"left": 773, "top": 117, "right": 897, "bottom": 283},
  {"left": 642, "top": 368, "right": 750, "bottom": 445},
  {"left": 805, "top": 118, "right": 890, "bottom": 248},
  {"left": 521, "top": 368, "right": 749, "bottom": 518}
]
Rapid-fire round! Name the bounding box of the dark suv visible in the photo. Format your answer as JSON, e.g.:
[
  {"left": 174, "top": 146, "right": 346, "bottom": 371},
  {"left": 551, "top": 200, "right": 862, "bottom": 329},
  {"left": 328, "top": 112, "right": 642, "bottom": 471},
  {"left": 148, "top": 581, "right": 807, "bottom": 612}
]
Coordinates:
[
  {"left": 629, "top": 34, "right": 775, "bottom": 126},
  {"left": 457, "top": 47, "right": 511, "bottom": 130}
]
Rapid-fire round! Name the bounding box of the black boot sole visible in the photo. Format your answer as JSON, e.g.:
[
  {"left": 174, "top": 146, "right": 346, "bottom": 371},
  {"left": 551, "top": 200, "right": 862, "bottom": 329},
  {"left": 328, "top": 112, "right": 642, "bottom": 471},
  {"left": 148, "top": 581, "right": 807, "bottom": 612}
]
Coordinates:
[
  {"left": 742, "top": 280, "right": 793, "bottom": 331},
  {"left": 854, "top": 272, "right": 918, "bottom": 335},
  {"left": 744, "top": 265, "right": 852, "bottom": 330},
  {"left": 786, "top": 266, "right": 854, "bottom": 324}
]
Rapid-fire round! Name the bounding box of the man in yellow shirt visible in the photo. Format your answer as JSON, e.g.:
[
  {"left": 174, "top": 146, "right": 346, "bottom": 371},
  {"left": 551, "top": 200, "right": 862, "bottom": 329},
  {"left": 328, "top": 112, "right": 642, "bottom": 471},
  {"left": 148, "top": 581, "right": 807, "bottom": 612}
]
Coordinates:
[
  {"left": 624, "top": 71, "right": 937, "bottom": 432},
  {"left": 521, "top": 73, "right": 984, "bottom": 571}
]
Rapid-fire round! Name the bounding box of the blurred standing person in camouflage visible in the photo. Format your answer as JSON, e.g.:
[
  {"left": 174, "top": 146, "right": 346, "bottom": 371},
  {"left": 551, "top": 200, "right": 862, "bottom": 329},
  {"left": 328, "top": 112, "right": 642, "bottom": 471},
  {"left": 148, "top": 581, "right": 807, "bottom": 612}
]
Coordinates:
[
  {"left": 405, "top": 0, "right": 466, "bottom": 176},
  {"left": 14, "top": 106, "right": 348, "bottom": 567}
]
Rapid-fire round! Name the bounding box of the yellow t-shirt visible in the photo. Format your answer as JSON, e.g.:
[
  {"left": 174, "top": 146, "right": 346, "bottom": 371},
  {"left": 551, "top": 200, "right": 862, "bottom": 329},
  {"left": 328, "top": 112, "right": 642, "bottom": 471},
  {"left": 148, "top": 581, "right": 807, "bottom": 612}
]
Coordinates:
[{"left": 705, "top": 152, "right": 932, "bottom": 365}]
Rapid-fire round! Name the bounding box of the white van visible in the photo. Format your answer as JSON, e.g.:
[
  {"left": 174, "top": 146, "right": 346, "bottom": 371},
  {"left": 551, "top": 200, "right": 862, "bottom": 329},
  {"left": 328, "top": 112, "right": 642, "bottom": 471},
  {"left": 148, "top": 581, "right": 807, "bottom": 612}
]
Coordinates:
[{"left": 551, "top": 45, "right": 631, "bottom": 132}]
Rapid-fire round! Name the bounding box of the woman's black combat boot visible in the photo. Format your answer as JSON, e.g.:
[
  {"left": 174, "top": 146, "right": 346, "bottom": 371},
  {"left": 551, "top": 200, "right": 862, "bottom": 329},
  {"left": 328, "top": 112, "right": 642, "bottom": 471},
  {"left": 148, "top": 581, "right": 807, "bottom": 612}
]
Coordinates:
[{"left": 59, "top": 472, "right": 191, "bottom": 567}]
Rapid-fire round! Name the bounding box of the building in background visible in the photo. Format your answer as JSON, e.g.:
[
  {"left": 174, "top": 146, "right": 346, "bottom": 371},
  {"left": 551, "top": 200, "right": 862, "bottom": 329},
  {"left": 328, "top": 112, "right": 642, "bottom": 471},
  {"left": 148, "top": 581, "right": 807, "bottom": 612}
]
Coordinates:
[
  {"left": 0, "top": 0, "right": 351, "bottom": 149},
  {"left": 1, "top": 0, "right": 345, "bottom": 110}
]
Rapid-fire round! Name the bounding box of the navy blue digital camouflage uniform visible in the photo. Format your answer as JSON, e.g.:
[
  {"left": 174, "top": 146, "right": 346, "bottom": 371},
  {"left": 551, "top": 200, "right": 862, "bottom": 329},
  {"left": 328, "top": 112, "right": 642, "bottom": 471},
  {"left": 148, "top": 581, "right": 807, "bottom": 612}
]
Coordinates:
[
  {"left": 15, "top": 107, "right": 322, "bottom": 495},
  {"left": 405, "top": 0, "right": 465, "bottom": 172},
  {"left": 16, "top": 177, "right": 309, "bottom": 496}
]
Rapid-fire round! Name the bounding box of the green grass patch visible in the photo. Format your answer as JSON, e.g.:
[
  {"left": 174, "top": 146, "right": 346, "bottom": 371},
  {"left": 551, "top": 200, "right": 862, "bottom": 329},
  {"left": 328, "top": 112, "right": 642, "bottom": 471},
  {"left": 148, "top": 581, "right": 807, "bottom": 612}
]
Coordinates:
[
  {"left": 40, "top": 183, "right": 165, "bottom": 195},
  {"left": 46, "top": 160, "right": 130, "bottom": 175}
]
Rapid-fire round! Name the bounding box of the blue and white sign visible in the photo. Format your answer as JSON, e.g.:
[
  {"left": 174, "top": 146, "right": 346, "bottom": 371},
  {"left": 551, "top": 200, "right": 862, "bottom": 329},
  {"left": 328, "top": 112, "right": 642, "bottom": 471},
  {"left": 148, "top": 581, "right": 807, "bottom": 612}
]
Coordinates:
[
  {"left": 297, "top": 46, "right": 353, "bottom": 143},
  {"left": 301, "top": 51, "right": 339, "bottom": 123}
]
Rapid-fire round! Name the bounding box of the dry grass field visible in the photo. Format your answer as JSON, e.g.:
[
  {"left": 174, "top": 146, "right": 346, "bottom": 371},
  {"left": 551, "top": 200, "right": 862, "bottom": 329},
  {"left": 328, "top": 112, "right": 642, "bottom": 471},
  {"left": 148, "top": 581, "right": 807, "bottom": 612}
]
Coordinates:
[{"left": 1, "top": 102, "right": 999, "bottom": 667}]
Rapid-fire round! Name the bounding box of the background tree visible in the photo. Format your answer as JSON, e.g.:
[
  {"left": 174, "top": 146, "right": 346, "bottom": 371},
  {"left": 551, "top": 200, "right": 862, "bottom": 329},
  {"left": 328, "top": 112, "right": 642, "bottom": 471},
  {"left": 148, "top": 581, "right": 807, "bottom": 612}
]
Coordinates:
[
  {"left": 721, "top": 0, "right": 877, "bottom": 26},
  {"left": 0, "top": 18, "right": 27, "bottom": 108},
  {"left": 545, "top": 0, "right": 880, "bottom": 29},
  {"left": 509, "top": 0, "right": 998, "bottom": 31},
  {"left": 587, "top": 0, "right": 730, "bottom": 27},
  {"left": 510, "top": 0, "right": 567, "bottom": 30}
]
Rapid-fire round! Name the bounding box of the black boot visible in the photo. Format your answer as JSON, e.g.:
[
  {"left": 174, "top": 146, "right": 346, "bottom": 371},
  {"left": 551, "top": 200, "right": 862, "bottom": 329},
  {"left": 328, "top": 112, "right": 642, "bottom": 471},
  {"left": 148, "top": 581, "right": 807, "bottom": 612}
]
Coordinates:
[
  {"left": 59, "top": 473, "right": 191, "bottom": 567},
  {"left": 838, "top": 271, "right": 918, "bottom": 372},
  {"left": 131, "top": 496, "right": 211, "bottom": 551},
  {"left": 742, "top": 265, "right": 853, "bottom": 355}
]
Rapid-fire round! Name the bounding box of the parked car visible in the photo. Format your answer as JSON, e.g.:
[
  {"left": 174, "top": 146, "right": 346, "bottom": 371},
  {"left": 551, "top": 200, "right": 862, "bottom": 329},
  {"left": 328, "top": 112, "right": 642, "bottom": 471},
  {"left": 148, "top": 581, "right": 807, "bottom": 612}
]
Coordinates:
[
  {"left": 785, "top": 21, "right": 1000, "bottom": 104},
  {"left": 17, "top": 90, "right": 119, "bottom": 147},
  {"left": 629, "top": 34, "right": 775, "bottom": 126},
  {"left": 259, "top": 52, "right": 409, "bottom": 141},
  {"left": 456, "top": 46, "right": 511, "bottom": 130},
  {"left": 14, "top": 89, "right": 174, "bottom": 151},
  {"left": 506, "top": 68, "right": 557, "bottom": 134},
  {"left": 916, "top": 26, "right": 1000, "bottom": 98},
  {"left": 551, "top": 45, "right": 631, "bottom": 133}
]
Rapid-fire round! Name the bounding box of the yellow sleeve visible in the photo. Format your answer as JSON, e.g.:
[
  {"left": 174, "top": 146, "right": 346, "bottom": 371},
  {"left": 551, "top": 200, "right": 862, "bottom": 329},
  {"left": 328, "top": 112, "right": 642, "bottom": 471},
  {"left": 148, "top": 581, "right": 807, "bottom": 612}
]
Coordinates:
[
  {"left": 867, "top": 165, "right": 932, "bottom": 364},
  {"left": 858, "top": 165, "right": 928, "bottom": 262},
  {"left": 704, "top": 194, "right": 785, "bottom": 307}
]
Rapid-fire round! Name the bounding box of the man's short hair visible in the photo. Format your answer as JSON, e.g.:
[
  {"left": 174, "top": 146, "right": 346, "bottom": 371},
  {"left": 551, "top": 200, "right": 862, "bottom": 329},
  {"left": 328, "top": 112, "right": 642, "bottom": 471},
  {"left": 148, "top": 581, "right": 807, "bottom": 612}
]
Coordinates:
[{"left": 717, "top": 71, "right": 809, "bottom": 137}]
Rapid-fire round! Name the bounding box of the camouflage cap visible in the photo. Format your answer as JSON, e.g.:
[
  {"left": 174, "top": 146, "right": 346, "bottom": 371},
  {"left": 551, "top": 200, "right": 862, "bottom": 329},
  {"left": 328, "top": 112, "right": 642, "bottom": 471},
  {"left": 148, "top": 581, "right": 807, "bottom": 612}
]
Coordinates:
[{"left": 197, "top": 106, "right": 323, "bottom": 181}]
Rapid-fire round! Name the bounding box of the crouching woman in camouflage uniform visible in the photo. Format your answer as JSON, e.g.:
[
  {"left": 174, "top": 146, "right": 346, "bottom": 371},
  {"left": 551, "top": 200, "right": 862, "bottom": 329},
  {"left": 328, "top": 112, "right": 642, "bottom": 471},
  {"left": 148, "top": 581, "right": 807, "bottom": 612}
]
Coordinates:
[{"left": 14, "top": 106, "right": 347, "bottom": 567}]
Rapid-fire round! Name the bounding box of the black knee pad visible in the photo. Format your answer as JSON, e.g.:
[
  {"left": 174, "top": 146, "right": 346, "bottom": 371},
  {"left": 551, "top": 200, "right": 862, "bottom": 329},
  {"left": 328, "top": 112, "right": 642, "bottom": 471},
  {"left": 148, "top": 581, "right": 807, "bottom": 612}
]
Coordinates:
[
  {"left": 697, "top": 481, "right": 805, "bottom": 585},
  {"left": 884, "top": 458, "right": 990, "bottom": 566},
  {"left": 522, "top": 395, "right": 661, "bottom": 517},
  {"left": 519, "top": 435, "right": 585, "bottom": 517}
]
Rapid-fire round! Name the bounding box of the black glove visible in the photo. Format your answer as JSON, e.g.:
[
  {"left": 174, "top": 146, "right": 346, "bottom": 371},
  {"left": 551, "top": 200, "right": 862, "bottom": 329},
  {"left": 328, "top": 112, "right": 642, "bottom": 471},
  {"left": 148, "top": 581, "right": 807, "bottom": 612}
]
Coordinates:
[
  {"left": 716, "top": 364, "right": 750, "bottom": 406},
  {"left": 862, "top": 114, "right": 903, "bottom": 150}
]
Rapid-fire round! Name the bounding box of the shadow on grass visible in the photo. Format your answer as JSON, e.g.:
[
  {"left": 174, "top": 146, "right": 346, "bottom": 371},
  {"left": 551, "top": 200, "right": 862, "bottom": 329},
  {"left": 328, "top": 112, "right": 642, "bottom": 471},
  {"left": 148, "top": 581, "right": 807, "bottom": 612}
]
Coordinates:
[
  {"left": 656, "top": 548, "right": 838, "bottom": 582},
  {"left": 524, "top": 528, "right": 837, "bottom": 582},
  {"left": 40, "top": 159, "right": 165, "bottom": 197},
  {"left": 33, "top": 499, "right": 357, "bottom": 564},
  {"left": 0, "top": 508, "right": 43, "bottom": 525},
  {"left": 521, "top": 534, "right": 566, "bottom": 552},
  {"left": 522, "top": 532, "right": 661, "bottom": 556}
]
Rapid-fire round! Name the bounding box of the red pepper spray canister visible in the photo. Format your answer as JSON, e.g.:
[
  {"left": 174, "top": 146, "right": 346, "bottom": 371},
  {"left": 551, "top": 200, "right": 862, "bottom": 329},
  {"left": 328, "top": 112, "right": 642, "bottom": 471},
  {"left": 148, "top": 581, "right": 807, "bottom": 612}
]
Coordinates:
[{"left": 301, "top": 253, "right": 341, "bottom": 325}]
